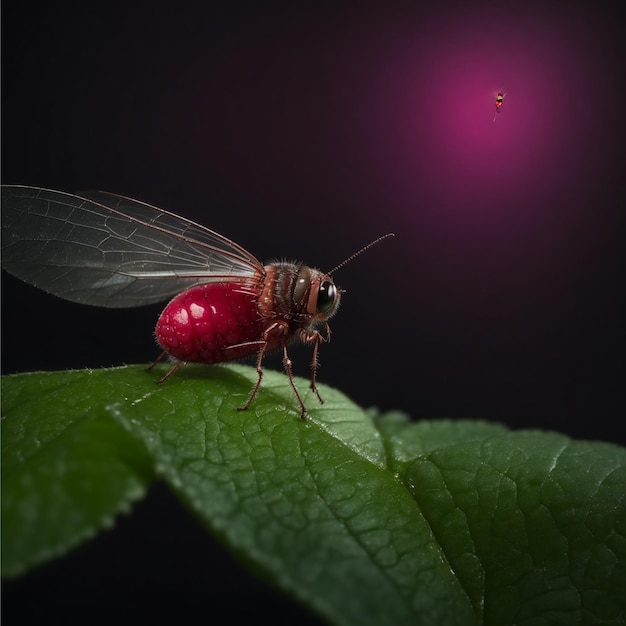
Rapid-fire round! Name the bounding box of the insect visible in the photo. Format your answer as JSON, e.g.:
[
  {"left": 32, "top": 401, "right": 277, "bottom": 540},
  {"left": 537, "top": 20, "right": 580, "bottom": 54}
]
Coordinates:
[
  {"left": 1, "top": 185, "right": 393, "bottom": 418},
  {"left": 493, "top": 91, "right": 506, "bottom": 122}
]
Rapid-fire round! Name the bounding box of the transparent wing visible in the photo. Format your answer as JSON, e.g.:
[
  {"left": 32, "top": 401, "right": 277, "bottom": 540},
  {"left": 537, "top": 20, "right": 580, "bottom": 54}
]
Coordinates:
[{"left": 1, "top": 185, "right": 262, "bottom": 308}]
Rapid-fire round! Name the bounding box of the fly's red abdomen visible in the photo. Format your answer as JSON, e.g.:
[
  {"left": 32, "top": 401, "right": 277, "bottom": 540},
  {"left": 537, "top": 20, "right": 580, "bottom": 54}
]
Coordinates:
[{"left": 155, "top": 283, "right": 263, "bottom": 364}]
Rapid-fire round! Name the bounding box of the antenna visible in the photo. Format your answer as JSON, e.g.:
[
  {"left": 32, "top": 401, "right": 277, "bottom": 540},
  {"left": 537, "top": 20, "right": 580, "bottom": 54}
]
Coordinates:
[{"left": 328, "top": 233, "right": 394, "bottom": 275}]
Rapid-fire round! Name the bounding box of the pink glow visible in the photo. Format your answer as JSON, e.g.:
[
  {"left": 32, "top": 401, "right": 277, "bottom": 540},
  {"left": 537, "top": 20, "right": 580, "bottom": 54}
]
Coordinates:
[
  {"left": 370, "top": 7, "right": 610, "bottom": 205},
  {"left": 351, "top": 3, "right": 620, "bottom": 297}
]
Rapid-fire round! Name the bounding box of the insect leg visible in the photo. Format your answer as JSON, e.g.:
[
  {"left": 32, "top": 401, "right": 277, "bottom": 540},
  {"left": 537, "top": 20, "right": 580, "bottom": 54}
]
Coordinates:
[
  {"left": 146, "top": 350, "right": 168, "bottom": 371},
  {"left": 147, "top": 350, "right": 184, "bottom": 383},
  {"left": 237, "top": 341, "right": 269, "bottom": 413},
  {"left": 155, "top": 360, "right": 184, "bottom": 384},
  {"left": 304, "top": 322, "right": 331, "bottom": 405},
  {"left": 281, "top": 344, "right": 308, "bottom": 420},
  {"left": 237, "top": 320, "right": 306, "bottom": 416}
]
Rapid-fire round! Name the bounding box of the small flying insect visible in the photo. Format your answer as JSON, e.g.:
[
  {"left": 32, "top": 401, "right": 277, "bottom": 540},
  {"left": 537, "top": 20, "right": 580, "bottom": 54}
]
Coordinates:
[
  {"left": 1, "top": 185, "right": 393, "bottom": 419},
  {"left": 493, "top": 91, "right": 506, "bottom": 122}
]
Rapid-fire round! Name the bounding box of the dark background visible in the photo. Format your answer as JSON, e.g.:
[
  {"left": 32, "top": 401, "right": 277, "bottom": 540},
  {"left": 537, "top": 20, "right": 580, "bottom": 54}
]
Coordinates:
[{"left": 2, "top": 1, "right": 624, "bottom": 624}]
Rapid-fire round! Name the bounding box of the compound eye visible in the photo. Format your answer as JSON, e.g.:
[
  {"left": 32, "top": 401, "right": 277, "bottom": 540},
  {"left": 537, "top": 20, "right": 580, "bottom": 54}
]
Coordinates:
[{"left": 317, "top": 280, "right": 337, "bottom": 314}]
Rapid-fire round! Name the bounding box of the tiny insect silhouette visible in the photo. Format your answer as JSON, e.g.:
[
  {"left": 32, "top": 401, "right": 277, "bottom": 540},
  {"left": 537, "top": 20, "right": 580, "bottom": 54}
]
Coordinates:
[
  {"left": 493, "top": 91, "right": 506, "bottom": 122},
  {"left": 1, "top": 185, "right": 393, "bottom": 418}
]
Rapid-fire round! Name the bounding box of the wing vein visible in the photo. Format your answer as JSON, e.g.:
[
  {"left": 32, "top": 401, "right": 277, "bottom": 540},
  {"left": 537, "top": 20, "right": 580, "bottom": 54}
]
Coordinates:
[{"left": 1, "top": 185, "right": 263, "bottom": 308}]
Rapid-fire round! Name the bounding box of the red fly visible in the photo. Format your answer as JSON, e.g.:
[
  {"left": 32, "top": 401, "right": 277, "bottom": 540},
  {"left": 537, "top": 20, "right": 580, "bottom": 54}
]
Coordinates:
[
  {"left": 493, "top": 91, "right": 506, "bottom": 122},
  {"left": 1, "top": 185, "right": 393, "bottom": 418}
]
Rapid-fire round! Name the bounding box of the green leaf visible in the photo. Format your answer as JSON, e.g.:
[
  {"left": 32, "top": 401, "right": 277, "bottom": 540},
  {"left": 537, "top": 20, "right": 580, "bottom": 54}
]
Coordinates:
[
  {"left": 2, "top": 364, "right": 625, "bottom": 626},
  {"left": 1, "top": 368, "right": 155, "bottom": 576},
  {"left": 380, "top": 416, "right": 626, "bottom": 625}
]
